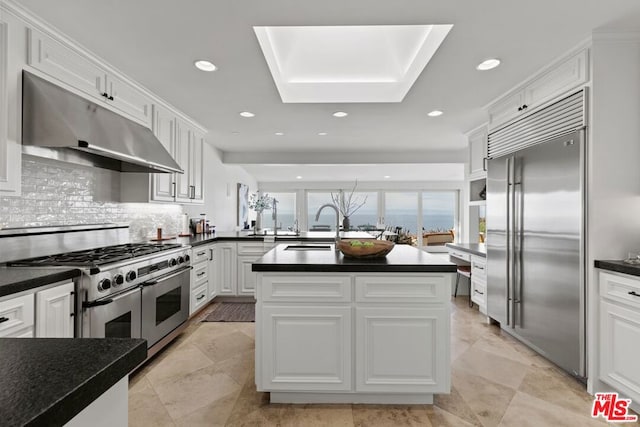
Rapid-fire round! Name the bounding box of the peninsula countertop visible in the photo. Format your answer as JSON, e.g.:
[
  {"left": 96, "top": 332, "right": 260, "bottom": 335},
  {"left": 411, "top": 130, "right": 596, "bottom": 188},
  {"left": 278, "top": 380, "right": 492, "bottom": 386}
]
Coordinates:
[
  {"left": 0, "top": 267, "right": 81, "bottom": 298},
  {"left": 445, "top": 243, "right": 486, "bottom": 257},
  {"left": 252, "top": 243, "right": 457, "bottom": 273}
]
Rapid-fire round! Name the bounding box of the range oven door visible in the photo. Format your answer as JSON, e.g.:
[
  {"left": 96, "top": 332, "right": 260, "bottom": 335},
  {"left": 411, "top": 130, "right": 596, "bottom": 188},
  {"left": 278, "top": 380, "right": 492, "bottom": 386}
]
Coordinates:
[
  {"left": 83, "top": 286, "right": 142, "bottom": 339},
  {"left": 141, "top": 266, "right": 190, "bottom": 349}
]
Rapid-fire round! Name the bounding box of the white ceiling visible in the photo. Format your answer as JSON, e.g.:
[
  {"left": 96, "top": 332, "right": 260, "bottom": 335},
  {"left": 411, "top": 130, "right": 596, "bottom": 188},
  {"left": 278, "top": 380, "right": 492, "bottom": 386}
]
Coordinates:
[{"left": 14, "top": 0, "right": 640, "bottom": 182}]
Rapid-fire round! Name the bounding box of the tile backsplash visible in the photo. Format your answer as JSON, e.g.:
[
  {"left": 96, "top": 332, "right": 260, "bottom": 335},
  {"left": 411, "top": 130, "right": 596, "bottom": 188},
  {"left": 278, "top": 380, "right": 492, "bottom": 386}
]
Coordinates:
[{"left": 0, "top": 156, "right": 183, "bottom": 242}]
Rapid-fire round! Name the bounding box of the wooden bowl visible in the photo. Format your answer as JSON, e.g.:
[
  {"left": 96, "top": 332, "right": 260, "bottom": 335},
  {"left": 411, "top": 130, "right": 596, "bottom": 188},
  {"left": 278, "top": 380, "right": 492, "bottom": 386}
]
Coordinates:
[{"left": 337, "top": 239, "right": 395, "bottom": 258}]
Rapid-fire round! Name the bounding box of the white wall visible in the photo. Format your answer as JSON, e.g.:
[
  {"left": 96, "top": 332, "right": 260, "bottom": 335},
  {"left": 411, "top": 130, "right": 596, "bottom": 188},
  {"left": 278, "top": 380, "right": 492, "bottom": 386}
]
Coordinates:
[
  {"left": 183, "top": 141, "right": 258, "bottom": 231},
  {"left": 587, "top": 32, "right": 640, "bottom": 392}
]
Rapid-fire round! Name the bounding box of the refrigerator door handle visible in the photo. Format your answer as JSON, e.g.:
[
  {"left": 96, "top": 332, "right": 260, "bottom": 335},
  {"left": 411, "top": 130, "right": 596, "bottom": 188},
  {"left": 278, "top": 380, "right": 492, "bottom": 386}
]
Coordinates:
[
  {"left": 510, "top": 155, "right": 518, "bottom": 329},
  {"left": 505, "top": 156, "right": 512, "bottom": 327},
  {"left": 513, "top": 157, "right": 523, "bottom": 328}
]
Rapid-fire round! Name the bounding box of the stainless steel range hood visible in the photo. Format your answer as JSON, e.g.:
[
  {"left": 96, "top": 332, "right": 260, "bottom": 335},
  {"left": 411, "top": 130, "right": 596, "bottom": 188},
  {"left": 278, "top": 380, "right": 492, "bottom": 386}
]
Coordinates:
[{"left": 22, "top": 71, "right": 183, "bottom": 174}]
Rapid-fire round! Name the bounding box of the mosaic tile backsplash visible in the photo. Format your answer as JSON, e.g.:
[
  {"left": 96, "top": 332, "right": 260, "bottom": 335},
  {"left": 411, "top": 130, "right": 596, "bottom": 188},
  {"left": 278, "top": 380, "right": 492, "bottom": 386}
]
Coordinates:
[{"left": 0, "top": 157, "right": 183, "bottom": 242}]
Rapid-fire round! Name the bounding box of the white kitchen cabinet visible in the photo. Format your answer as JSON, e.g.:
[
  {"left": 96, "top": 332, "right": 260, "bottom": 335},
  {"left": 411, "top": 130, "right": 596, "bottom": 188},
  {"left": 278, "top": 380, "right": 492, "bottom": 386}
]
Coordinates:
[
  {"left": 0, "top": 11, "right": 23, "bottom": 196},
  {"left": 27, "top": 28, "right": 152, "bottom": 127},
  {"left": 217, "top": 242, "right": 238, "bottom": 296},
  {"left": 260, "top": 305, "right": 352, "bottom": 391},
  {"left": 35, "top": 281, "right": 74, "bottom": 338},
  {"left": 0, "top": 293, "right": 35, "bottom": 338},
  {"left": 189, "top": 244, "right": 217, "bottom": 316},
  {"left": 470, "top": 255, "right": 487, "bottom": 314},
  {"left": 488, "top": 48, "right": 589, "bottom": 130},
  {"left": 599, "top": 271, "right": 640, "bottom": 404},
  {"left": 355, "top": 306, "right": 448, "bottom": 393},
  {"left": 208, "top": 246, "right": 218, "bottom": 300},
  {"left": 150, "top": 104, "right": 176, "bottom": 202},
  {"left": 174, "top": 119, "right": 204, "bottom": 204},
  {"left": 189, "top": 131, "right": 204, "bottom": 203},
  {"left": 468, "top": 127, "right": 488, "bottom": 178},
  {"left": 237, "top": 255, "right": 258, "bottom": 296}
]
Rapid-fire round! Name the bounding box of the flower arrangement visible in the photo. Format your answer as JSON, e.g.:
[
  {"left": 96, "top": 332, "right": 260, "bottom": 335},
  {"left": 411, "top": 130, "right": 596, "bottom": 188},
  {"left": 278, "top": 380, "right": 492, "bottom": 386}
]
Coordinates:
[
  {"left": 331, "top": 180, "right": 367, "bottom": 218},
  {"left": 249, "top": 193, "right": 273, "bottom": 213}
]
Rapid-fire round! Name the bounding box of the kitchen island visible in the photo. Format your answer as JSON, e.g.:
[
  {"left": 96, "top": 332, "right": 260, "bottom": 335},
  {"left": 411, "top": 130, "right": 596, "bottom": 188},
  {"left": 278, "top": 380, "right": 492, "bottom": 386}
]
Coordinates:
[{"left": 252, "top": 243, "right": 456, "bottom": 404}]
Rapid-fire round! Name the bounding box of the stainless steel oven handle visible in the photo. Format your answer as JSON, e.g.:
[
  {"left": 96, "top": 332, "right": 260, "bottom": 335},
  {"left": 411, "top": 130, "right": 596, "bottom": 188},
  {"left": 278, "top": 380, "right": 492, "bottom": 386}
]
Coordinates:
[
  {"left": 142, "top": 266, "right": 192, "bottom": 287},
  {"left": 83, "top": 285, "right": 141, "bottom": 308}
]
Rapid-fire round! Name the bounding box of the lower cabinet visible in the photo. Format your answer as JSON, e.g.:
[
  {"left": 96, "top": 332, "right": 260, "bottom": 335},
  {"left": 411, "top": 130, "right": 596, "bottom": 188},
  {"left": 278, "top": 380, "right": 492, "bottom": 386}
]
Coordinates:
[
  {"left": 237, "top": 255, "right": 258, "bottom": 296},
  {"left": 599, "top": 270, "right": 640, "bottom": 403},
  {"left": 217, "top": 242, "right": 237, "bottom": 296},
  {"left": 260, "top": 305, "right": 352, "bottom": 391},
  {"left": 0, "top": 280, "right": 75, "bottom": 338}
]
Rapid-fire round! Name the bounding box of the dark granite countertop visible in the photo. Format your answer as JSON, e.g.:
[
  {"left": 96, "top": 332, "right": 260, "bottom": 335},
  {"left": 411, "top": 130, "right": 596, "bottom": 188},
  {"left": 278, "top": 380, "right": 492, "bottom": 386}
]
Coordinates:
[
  {"left": 252, "top": 243, "right": 457, "bottom": 273},
  {"left": 595, "top": 260, "right": 640, "bottom": 277},
  {"left": 0, "top": 267, "right": 81, "bottom": 298},
  {"left": 445, "top": 243, "right": 487, "bottom": 257},
  {"left": 174, "top": 231, "right": 377, "bottom": 247},
  {"left": 0, "top": 338, "right": 146, "bottom": 427}
]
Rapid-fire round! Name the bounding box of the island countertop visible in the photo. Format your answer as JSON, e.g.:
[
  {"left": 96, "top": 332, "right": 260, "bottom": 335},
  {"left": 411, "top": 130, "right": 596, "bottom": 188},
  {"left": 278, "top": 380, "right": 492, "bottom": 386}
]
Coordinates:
[
  {"left": 252, "top": 243, "right": 457, "bottom": 273},
  {"left": 176, "top": 231, "right": 377, "bottom": 247}
]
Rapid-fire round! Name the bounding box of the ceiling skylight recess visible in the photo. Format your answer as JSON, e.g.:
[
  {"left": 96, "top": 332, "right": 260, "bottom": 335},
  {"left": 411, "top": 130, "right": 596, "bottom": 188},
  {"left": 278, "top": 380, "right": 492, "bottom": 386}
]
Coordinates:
[{"left": 254, "top": 24, "right": 453, "bottom": 103}]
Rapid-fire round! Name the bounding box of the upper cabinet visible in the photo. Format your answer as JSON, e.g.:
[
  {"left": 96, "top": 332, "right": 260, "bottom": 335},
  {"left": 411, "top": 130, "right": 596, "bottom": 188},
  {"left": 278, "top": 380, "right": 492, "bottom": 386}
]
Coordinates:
[
  {"left": 27, "top": 28, "right": 152, "bottom": 127},
  {"left": 0, "top": 11, "right": 24, "bottom": 196},
  {"left": 468, "top": 127, "right": 487, "bottom": 179},
  {"left": 488, "top": 48, "right": 589, "bottom": 131}
]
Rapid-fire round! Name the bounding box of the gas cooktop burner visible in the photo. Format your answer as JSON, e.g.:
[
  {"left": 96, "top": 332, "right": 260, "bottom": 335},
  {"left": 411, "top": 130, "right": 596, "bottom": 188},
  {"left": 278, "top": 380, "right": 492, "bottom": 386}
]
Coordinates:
[{"left": 9, "top": 243, "right": 183, "bottom": 267}]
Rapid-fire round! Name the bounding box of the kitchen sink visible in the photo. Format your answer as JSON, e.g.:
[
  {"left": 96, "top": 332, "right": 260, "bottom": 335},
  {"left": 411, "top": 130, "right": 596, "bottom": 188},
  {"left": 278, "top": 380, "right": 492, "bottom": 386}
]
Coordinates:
[{"left": 284, "top": 245, "right": 332, "bottom": 251}]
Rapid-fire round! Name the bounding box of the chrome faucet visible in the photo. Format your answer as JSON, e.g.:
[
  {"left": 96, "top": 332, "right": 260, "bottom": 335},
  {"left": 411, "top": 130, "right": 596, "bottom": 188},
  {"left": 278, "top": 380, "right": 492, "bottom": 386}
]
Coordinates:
[
  {"left": 272, "top": 197, "right": 278, "bottom": 236},
  {"left": 315, "top": 203, "right": 340, "bottom": 246}
]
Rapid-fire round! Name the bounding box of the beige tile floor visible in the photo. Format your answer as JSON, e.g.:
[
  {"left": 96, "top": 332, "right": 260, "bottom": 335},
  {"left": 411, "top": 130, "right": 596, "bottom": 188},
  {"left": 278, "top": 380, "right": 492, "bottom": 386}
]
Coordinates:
[{"left": 129, "top": 298, "right": 640, "bottom": 426}]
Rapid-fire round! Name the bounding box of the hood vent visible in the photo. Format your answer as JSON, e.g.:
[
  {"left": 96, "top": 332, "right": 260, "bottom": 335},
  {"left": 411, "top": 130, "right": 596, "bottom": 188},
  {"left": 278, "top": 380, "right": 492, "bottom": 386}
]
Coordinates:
[{"left": 22, "top": 71, "right": 183, "bottom": 174}]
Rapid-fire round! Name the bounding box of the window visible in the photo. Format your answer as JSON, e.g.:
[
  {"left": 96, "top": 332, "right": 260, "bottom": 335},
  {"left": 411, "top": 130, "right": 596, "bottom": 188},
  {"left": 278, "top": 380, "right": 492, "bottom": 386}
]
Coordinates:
[
  {"left": 342, "top": 191, "right": 377, "bottom": 230},
  {"left": 307, "top": 192, "right": 336, "bottom": 231},
  {"left": 265, "top": 192, "right": 296, "bottom": 231},
  {"left": 384, "top": 192, "right": 419, "bottom": 235},
  {"left": 422, "top": 192, "right": 456, "bottom": 233}
]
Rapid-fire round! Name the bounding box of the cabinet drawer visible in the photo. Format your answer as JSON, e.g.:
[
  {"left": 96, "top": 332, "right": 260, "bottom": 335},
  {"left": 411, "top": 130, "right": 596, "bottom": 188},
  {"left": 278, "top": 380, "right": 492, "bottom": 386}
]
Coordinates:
[
  {"left": 448, "top": 250, "right": 470, "bottom": 262},
  {"left": 600, "top": 271, "right": 640, "bottom": 309},
  {"left": 471, "top": 279, "right": 486, "bottom": 307},
  {"left": 0, "top": 294, "right": 35, "bottom": 337},
  {"left": 471, "top": 257, "right": 487, "bottom": 280},
  {"left": 355, "top": 275, "right": 450, "bottom": 304},
  {"left": 190, "top": 283, "right": 208, "bottom": 314},
  {"left": 192, "top": 262, "right": 208, "bottom": 287},
  {"left": 192, "top": 247, "right": 211, "bottom": 264},
  {"left": 238, "top": 242, "right": 266, "bottom": 255},
  {"left": 261, "top": 274, "right": 351, "bottom": 302}
]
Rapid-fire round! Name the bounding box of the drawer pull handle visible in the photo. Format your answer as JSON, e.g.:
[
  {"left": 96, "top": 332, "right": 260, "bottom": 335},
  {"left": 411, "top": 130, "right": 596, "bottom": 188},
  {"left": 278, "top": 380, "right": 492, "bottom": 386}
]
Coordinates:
[
  {"left": 474, "top": 290, "right": 484, "bottom": 295},
  {"left": 197, "top": 272, "right": 206, "bottom": 277},
  {"left": 196, "top": 295, "right": 206, "bottom": 301},
  {"left": 197, "top": 251, "right": 206, "bottom": 256},
  {"left": 0, "top": 317, "right": 9, "bottom": 324},
  {"left": 629, "top": 291, "right": 640, "bottom": 298},
  {"left": 475, "top": 265, "right": 485, "bottom": 270}
]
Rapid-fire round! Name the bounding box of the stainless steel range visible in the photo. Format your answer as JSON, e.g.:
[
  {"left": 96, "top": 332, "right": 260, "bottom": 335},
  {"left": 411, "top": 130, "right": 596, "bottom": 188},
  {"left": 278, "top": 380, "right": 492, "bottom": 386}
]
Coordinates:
[{"left": 3, "top": 225, "right": 191, "bottom": 355}]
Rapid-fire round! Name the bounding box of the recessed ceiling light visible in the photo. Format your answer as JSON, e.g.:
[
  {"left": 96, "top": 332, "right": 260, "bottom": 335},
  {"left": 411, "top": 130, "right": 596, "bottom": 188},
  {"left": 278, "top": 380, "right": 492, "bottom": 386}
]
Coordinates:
[
  {"left": 275, "top": 132, "right": 284, "bottom": 136},
  {"left": 318, "top": 132, "right": 328, "bottom": 136},
  {"left": 332, "top": 111, "right": 348, "bottom": 118},
  {"left": 231, "top": 131, "right": 240, "bottom": 135},
  {"left": 194, "top": 60, "right": 217, "bottom": 72},
  {"left": 428, "top": 110, "right": 443, "bottom": 117},
  {"left": 296, "top": 176, "right": 302, "bottom": 179},
  {"left": 476, "top": 58, "right": 501, "bottom": 71},
  {"left": 384, "top": 175, "right": 391, "bottom": 179},
  {"left": 239, "top": 111, "right": 255, "bottom": 118}
]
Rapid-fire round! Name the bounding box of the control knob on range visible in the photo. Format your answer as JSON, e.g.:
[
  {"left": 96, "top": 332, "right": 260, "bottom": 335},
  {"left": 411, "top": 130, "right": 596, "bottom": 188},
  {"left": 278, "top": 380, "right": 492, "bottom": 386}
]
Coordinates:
[
  {"left": 98, "top": 278, "right": 112, "bottom": 292},
  {"left": 126, "top": 270, "right": 137, "bottom": 282},
  {"left": 169, "top": 258, "right": 177, "bottom": 267},
  {"left": 177, "top": 256, "right": 185, "bottom": 264},
  {"left": 184, "top": 254, "right": 190, "bottom": 263},
  {"left": 113, "top": 274, "right": 124, "bottom": 286}
]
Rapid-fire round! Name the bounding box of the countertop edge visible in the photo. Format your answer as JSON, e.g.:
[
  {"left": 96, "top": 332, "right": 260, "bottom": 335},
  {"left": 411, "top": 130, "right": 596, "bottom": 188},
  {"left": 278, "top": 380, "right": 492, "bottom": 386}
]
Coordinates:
[
  {"left": 445, "top": 243, "right": 487, "bottom": 257},
  {"left": 253, "top": 264, "right": 457, "bottom": 273},
  {"left": 28, "top": 339, "right": 147, "bottom": 427},
  {"left": 0, "top": 268, "right": 82, "bottom": 299},
  {"left": 595, "top": 260, "right": 640, "bottom": 277}
]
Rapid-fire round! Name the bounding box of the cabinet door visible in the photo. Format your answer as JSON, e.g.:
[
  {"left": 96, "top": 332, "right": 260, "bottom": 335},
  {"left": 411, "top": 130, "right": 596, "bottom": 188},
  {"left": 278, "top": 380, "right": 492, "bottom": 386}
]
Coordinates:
[
  {"left": 217, "top": 243, "right": 237, "bottom": 295},
  {"left": 468, "top": 128, "right": 487, "bottom": 177},
  {"left": 174, "top": 119, "right": 192, "bottom": 203},
  {"left": 27, "top": 28, "right": 106, "bottom": 100},
  {"left": 106, "top": 74, "right": 152, "bottom": 127},
  {"left": 35, "top": 282, "right": 74, "bottom": 338},
  {"left": 524, "top": 49, "right": 588, "bottom": 110},
  {"left": 260, "top": 305, "right": 352, "bottom": 391},
  {"left": 208, "top": 246, "right": 218, "bottom": 300},
  {"left": 355, "top": 306, "right": 449, "bottom": 393},
  {"left": 488, "top": 91, "right": 524, "bottom": 130},
  {"left": 237, "top": 255, "right": 258, "bottom": 297},
  {"left": 189, "top": 132, "right": 205, "bottom": 203},
  {"left": 600, "top": 300, "right": 640, "bottom": 402},
  {"left": 151, "top": 105, "right": 176, "bottom": 202},
  {"left": 0, "top": 14, "right": 22, "bottom": 195}
]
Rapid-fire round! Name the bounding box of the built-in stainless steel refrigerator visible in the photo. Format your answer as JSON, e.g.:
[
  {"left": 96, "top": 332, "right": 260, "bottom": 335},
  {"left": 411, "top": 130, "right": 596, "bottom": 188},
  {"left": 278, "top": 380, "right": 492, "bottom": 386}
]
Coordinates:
[{"left": 486, "top": 90, "right": 586, "bottom": 379}]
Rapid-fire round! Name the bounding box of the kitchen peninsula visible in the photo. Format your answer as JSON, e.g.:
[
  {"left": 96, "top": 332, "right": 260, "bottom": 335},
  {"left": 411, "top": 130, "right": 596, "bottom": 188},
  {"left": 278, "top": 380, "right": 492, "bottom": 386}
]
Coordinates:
[{"left": 252, "top": 244, "right": 456, "bottom": 404}]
